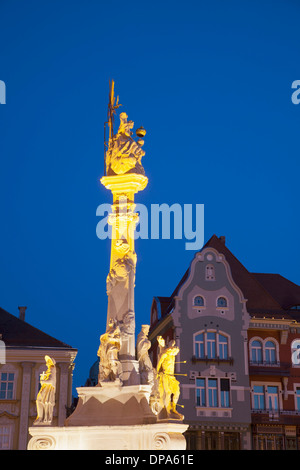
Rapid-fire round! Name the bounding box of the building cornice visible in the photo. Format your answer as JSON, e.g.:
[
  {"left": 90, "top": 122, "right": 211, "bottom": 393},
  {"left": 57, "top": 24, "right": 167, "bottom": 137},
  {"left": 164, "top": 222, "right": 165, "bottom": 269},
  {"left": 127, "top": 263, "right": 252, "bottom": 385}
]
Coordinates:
[
  {"left": 249, "top": 317, "right": 299, "bottom": 331},
  {"left": 149, "top": 315, "right": 173, "bottom": 342},
  {"left": 5, "top": 346, "right": 77, "bottom": 363}
]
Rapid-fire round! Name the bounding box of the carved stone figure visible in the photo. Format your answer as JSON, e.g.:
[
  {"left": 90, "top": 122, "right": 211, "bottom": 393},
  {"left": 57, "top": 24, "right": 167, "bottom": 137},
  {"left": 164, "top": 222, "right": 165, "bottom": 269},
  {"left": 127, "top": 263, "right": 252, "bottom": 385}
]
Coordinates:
[
  {"left": 120, "top": 311, "right": 135, "bottom": 335},
  {"left": 149, "top": 336, "right": 166, "bottom": 415},
  {"left": 106, "top": 252, "right": 136, "bottom": 295},
  {"left": 106, "top": 112, "right": 145, "bottom": 176},
  {"left": 34, "top": 356, "right": 56, "bottom": 425},
  {"left": 156, "top": 340, "right": 184, "bottom": 420},
  {"left": 98, "top": 319, "right": 122, "bottom": 383},
  {"left": 136, "top": 325, "right": 154, "bottom": 386}
]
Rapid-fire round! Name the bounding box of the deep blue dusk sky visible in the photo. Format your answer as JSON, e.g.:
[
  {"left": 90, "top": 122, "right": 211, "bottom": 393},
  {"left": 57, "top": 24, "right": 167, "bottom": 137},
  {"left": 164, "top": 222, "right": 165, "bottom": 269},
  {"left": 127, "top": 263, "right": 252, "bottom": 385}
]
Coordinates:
[{"left": 1, "top": 0, "right": 300, "bottom": 391}]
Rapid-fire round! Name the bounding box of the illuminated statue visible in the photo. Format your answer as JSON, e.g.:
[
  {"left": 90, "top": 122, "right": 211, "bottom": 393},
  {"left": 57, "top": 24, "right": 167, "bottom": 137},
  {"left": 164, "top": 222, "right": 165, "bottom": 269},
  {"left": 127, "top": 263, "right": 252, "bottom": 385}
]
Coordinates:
[
  {"left": 34, "top": 356, "right": 56, "bottom": 425},
  {"left": 101, "top": 81, "right": 148, "bottom": 371},
  {"left": 98, "top": 318, "right": 122, "bottom": 383},
  {"left": 149, "top": 336, "right": 165, "bottom": 415},
  {"left": 106, "top": 111, "right": 146, "bottom": 176},
  {"left": 136, "top": 325, "right": 154, "bottom": 386},
  {"left": 156, "top": 339, "right": 184, "bottom": 420}
]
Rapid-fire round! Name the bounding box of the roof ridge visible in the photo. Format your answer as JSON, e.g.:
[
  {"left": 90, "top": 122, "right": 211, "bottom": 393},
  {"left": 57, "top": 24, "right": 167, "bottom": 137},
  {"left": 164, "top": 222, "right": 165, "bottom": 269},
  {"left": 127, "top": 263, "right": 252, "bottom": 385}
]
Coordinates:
[
  {"left": 200, "top": 235, "right": 283, "bottom": 311},
  {"left": 0, "top": 306, "right": 75, "bottom": 349}
]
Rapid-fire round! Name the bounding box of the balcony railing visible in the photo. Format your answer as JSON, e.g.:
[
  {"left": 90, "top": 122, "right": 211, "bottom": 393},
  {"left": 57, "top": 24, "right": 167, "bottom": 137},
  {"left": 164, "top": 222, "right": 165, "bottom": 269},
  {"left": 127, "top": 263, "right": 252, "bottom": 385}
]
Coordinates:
[
  {"left": 249, "top": 361, "right": 290, "bottom": 376},
  {"left": 249, "top": 360, "right": 280, "bottom": 367},
  {"left": 251, "top": 408, "right": 300, "bottom": 424},
  {"left": 192, "top": 355, "right": 234, "bottom": 365}
]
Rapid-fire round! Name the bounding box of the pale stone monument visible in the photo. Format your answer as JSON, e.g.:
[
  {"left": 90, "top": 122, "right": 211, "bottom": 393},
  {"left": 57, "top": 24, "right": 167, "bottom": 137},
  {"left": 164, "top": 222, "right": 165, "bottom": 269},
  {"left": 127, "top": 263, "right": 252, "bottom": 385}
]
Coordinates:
[
  {"left": 137, "top": 325, "right": 154, "bottom": 386},
  {"left": 28, "top": 82, "right": 188, "bottom": 450},
  {"left": 33, "top": 356, "right": 56, "bottom": 425}
]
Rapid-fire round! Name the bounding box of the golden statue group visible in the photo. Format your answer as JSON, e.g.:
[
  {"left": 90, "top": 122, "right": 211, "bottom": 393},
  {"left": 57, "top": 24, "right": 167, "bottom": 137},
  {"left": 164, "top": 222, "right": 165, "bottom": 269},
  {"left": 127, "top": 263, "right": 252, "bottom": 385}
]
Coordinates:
[{"left": 97, "top": 318, "right": 184, "bottom": 420}]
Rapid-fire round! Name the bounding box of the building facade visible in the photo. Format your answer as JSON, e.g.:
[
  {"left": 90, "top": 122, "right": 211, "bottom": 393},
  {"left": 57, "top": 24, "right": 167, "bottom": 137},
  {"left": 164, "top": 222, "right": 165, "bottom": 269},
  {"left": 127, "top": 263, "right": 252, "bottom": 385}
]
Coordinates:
[
  {"left": 0, "top": 306, "right": 77, "bottom": 450},
  {"left": 248, "top": 273, "right": 300, "bottom": 450},
  {"left": 149, "top": 235, "right": 300, "bottom": 450}
]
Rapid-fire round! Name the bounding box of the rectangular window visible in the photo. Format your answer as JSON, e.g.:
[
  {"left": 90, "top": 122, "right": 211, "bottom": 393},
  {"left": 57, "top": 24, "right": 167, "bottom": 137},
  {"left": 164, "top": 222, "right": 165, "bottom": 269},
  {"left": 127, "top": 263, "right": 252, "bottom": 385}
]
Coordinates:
[
  {"left": 207, "top": 333, "right": 216, "bottom": 359},
  {"left": 196, "top": 377, "right": 231, "bottom": 409},
  {"left": 196, "top": 378, "right": 206, "bottom": 406},
  {"left": 195, "top": 333, "right": 204, "bottom": 358},
  {"left": 265, "top": 341, "right": 276, "bottom": 364},
  {"left": 253, "top": 385, "right": 265, "bottom": 410},
  {"left": 218, "top": 335, "right": 228, "bottom": 359},
  {"left": 296, "top": 388, "right": 300, "bottom": 411},
  {"left": 208, "top": 378, "right": 218, "bottom": 407},
  {"left": 267, "top": 386, "right": 279, "bottom": 411},
  {"left": 0, "top": 425, "right": 11, "bottom": 449},
  {"left": 251, "top": 341, "right": 262, "bottom": 363},
  {"left": 0, "top": 373, "right": 15, "bottom": 400},
  {"left": 220, "top": 378, "right": 230, "bottom": 407}
]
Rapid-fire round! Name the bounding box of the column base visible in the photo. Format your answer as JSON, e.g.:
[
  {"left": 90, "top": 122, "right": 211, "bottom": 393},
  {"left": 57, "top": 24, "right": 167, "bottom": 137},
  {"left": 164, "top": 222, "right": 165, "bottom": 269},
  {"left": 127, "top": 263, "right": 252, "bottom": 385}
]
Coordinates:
[{"left": 28, "top": 421, "right": 188, "bottom": 450}]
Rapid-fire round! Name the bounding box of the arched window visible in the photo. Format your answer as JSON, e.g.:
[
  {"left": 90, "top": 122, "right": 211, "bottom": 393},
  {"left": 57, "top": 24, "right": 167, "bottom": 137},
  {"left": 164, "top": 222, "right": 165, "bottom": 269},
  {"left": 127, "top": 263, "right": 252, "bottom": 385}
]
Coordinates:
[
  {"left": 265, "top": 340, "right": 276, "bottom": 364},
  {"left": 291, "top": 339, "right": 300, "bottom": 365},
  {"left": 251, "top": 340, "right": 263, "bottom": 364},
  {"left": 193, "top": 295, "right": 204, "bottom": 307},
  {"left": 194, "top": 330, "right": 230, "bottom": 360},
  {"left": 217, "top": 296, "right": 227, "bottom": 308}
]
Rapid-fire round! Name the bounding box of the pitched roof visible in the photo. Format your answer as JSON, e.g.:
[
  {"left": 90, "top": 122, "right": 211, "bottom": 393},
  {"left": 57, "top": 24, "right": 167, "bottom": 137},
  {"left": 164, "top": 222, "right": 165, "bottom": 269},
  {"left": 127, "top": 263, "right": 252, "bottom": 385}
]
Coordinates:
[
  {"left": 252, "top": 273, "right": 300, "bottom": 311},
  {"left": 153, "top": 234, "right": 300, "bottom": 321},
  {"left": 0, "top": 306, "right": 75, "bottom": 349},
  {"left": 203, "top": 235, "right": 284, "bottom": 314}
]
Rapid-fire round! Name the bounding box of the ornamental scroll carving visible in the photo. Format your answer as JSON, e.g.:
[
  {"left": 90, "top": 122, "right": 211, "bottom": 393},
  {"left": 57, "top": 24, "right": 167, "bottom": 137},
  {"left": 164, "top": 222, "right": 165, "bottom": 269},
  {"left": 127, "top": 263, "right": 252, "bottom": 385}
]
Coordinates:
[
  {"left": 106, "top": 252, "right": 137, "bottom": 295},
  {"left": 97, "top": 319, "right": 122, "bottom": 383},
  {"left": 28, "top": 435, "right": 56, "bottom": 450}
]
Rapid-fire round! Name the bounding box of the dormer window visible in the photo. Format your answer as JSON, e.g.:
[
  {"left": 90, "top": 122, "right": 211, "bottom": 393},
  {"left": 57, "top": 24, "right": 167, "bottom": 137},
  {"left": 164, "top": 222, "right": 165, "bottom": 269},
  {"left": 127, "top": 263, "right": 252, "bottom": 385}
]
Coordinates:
[
  {"left": 193, "top": 295, "right": 204, "bottom": 307},
  {"left": 291, "top": 305, "right": 300, "bottom": 310},
  {"left": 205, "top": 264, "right": 215, "bottom": 281}
]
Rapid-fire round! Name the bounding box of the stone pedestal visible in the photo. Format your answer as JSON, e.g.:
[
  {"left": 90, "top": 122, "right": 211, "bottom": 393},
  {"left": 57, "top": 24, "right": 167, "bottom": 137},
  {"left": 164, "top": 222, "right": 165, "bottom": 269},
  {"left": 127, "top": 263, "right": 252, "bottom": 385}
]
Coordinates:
[
  {"left": 65, "top": 384, "right": 156, "bottom": 426},
  {"left": 28, "top": 384, "right": 188, "bottom": 450},
  {"left": 28, "top": 421, "right": 188, "bottom": 450}
]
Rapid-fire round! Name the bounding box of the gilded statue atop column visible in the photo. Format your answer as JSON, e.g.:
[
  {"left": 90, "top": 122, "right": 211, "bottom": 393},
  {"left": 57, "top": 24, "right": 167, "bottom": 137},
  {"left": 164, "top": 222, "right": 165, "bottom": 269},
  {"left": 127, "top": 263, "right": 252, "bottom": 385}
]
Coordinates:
[
  {"left": 34, "top": 355, "right": 56, "bottom": 425},
  {"left": 97, "top": 318, "right": 122, "bottom": 384},
  {"left": 106, "top": 112, "right": 146, "bottom": 176},
  {"left": 105, "top": 80, "right": 146, "bottom": 177}
]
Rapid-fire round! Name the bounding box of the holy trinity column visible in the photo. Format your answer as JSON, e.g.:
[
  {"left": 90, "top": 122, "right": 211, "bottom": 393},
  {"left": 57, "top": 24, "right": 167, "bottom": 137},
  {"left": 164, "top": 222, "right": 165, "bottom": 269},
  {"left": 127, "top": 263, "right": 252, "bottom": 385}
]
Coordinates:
[{"left": 100, "top": 81, "right": 148, "bottom": 371}]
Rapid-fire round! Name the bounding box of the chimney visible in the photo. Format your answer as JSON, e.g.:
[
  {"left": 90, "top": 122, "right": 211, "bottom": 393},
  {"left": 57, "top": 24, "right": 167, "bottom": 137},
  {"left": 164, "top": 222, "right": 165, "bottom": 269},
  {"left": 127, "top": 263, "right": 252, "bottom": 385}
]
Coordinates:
[
  {"left": 18, "top": 306, "right": 27, "bottom": 321},
  {"left": 219, "top": 236, "right": 226, "bottom": 244}
]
